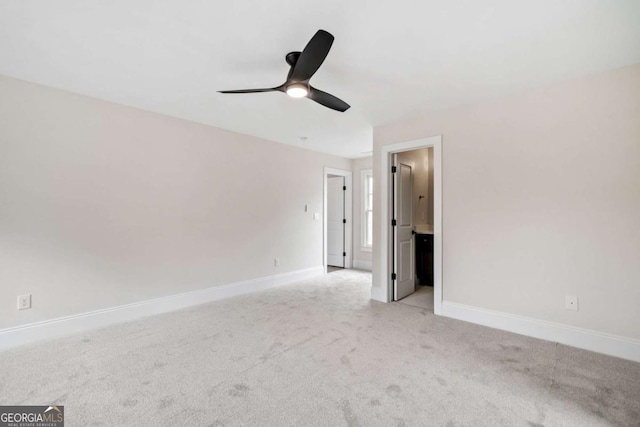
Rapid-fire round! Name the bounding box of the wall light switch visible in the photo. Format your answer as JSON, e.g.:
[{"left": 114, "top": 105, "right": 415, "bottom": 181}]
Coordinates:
[
  {"left": 18, "top": 294, "right": 31, "bottom": 310},
  {"left": 565, "top": 295, "right": 578, "bottom": 311},
  {"left": 314, "top": 212, "right": 320, "bottom": 221}
]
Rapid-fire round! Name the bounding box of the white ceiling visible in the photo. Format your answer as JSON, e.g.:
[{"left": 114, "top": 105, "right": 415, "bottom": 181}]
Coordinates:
[{"left": 1, "top": 1, "right": 639, "bottom": 158}]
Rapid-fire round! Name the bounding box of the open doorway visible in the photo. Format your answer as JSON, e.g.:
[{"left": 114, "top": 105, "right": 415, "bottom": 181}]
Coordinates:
[
  {"left": 392, "top": 148, "right": 434, "bottom": 309},
  {"left": 378, "top": 136, "right": 443, "bottom": 314},
  {"left": 323, "top": 167, "right": 352, "bottom": 273},
  {"left": 327, "top": 174, "right": 345, "bottom": 269}
]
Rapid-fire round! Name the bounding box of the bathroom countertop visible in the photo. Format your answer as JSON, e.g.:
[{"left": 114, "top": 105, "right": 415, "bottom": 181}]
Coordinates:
[{"left": 414, "top": 225, "right": 434, "bottom": 235}]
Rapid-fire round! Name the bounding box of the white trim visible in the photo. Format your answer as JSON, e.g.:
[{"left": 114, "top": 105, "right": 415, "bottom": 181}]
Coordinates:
[
  {"left": 353, "top": 259, "right": 372, "bottom": 271},
  {"left": 376, "top": 136, "right": 443, "bottom": 316},
  {"left": 442, "top": 301, "right": 640, "bottom": 363},
  {"left": 370, "top": 284, "right": 387, "bottom": 302},
  {"left": 323, "top": 167, "right": 353, "bottom": 271},
  {"left": 0, "top": 266, "right": 324, "bottom": 352}
]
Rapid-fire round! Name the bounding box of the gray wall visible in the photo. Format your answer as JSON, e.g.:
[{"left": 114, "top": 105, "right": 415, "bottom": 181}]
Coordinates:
[
  {"left": 0, "top": 75, "right": 351, "bottom": 329},
  {"left": 372, "top": 63, "right": 640, "bottom": 340}
]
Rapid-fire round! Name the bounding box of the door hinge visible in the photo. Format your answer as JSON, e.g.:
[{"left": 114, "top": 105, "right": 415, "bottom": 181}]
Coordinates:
[
  {"left": 391, "top": 219, "right": 397, "bottom": 226},
  {"left": 343, "top": 185, "right": 346, "bottom": 191},
  {"left": 391, "top": 166, "right": 397, "bottom": 173},
  {"left": 391, "top": 273, "right": 397, "bottom": 280},
  {"left": 343, "top": 252, "right": 346, "bottom": 257},
  {"left": 343, "top": 219, "right": 347, "bottom": 224}
]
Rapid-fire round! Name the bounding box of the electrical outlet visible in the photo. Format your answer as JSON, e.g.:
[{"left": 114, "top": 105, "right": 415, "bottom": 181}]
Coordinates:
[
  {"left": 18, "top": 294, "right": 31, "bottom": 310},
  {"left": 274, "top": 258, "right": 280, "bottom": 267},
  {"left": 565, "top": 295, "right": 578, "bottom": 311}
]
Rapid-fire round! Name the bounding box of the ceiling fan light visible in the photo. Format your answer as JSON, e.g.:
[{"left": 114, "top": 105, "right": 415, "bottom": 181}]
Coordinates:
[{"left": 286, "top": 84, "right": 308, "bottom": 98}]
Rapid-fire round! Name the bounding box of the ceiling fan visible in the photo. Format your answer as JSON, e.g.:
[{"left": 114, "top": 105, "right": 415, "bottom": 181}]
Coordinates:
[{"left": 218, "top": 30, "right": 350, "bottom": 112}]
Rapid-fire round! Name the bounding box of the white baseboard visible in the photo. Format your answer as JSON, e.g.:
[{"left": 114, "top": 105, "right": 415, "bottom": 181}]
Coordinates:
[
  {"left": 352, "top": 259, "right": 372, "bottom": 271},
  {"left": 0, "top": 266, "right": 324, "bottom": 352},
  {"left": 441, "top": 301, "right": 640, "bottom": 363},
  {"left": 370, "top": 285, "right": 388, "bottom": 303}
]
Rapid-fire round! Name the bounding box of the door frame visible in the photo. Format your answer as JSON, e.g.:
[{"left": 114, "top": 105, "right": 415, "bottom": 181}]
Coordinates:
[
  {"left": 380, "top": 136, "right": 442, "bottom": 314},
  {"left": 323, "top": 167, "right": 353, "bottom": 272}
]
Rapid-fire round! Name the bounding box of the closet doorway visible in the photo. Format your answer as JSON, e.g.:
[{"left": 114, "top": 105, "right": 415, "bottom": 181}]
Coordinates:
[{"left": 323, "top": 167, "right": 352, "bottom": 272}]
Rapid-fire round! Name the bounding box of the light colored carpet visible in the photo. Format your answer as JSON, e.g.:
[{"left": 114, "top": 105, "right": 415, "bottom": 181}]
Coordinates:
[
  {"left": 397, "top": 285, "right": 434, "bottom": 310},
  {"left": 1, "top": 269, "right": 639, "bottom": 426}
]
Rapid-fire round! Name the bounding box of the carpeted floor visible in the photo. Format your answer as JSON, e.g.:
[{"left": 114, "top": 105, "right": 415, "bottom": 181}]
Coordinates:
[{"left": 1, "top": 269, "right": 639, "bottom": 426}]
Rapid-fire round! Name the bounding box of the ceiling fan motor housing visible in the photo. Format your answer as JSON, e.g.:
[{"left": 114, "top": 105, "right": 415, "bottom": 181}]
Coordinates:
[{"left": 286, "top": 51, "right": 301, "bottom": 67}]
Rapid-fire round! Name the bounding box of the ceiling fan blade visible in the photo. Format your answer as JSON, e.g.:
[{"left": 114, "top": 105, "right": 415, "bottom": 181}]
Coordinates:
[
  {"left": 308, "top": 86, "right": 350, "bottom": 112},
  {"left": 218, "top": 87, "right": 280, "bottom": 94},
  {"left": 289, "top": 30, "right": 334, "bottom": 82}
]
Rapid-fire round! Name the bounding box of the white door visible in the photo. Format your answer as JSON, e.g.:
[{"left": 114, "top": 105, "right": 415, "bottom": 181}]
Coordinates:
[
  {"left": 327, "top": 176, "right": 345, "bottom": 267},
  {"left": 393, "top": 156, "right": 415, "bottom": 300}
]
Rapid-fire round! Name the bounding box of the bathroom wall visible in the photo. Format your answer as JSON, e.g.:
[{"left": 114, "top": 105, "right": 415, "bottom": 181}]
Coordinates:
[{"left": 397, "top": 148, "right": 433, "bottom": 228}]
